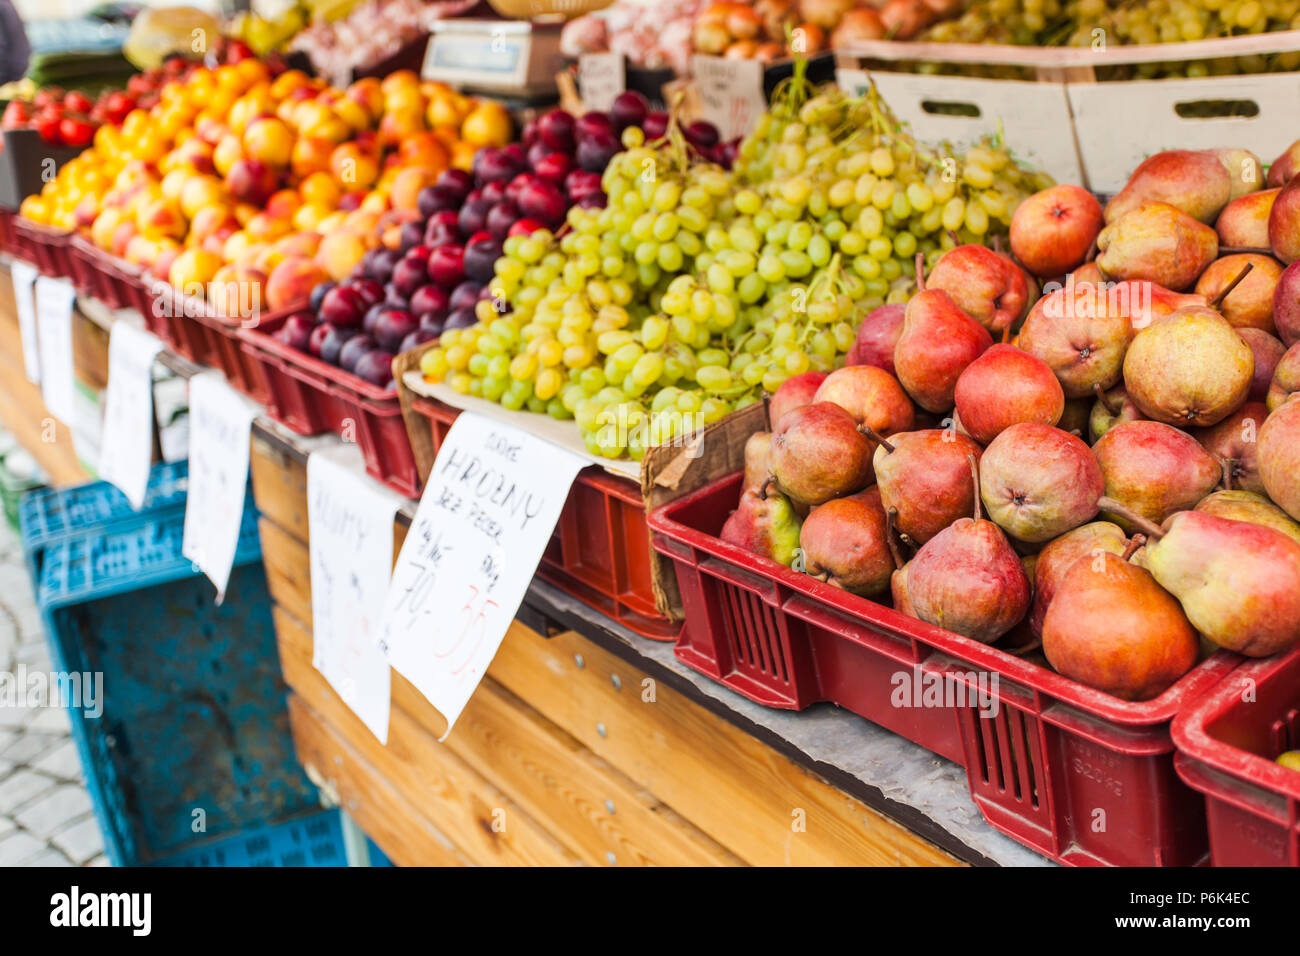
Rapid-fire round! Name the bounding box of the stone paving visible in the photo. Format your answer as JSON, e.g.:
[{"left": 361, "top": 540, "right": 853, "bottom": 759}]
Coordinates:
[{"left": 0, "top": 513, "right": 106, "bottom": 866}]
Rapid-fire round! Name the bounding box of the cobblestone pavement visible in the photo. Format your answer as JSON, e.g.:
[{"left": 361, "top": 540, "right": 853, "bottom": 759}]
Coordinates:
[{"left": 0, "top": 514, "right": 107, "bottom": 866}]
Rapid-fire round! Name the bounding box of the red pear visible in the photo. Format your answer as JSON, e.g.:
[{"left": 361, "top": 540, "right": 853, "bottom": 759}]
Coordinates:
[
  {"left": 1010, "top": 184, "right": 1104, "bottom": 280},
  {"left": 1096, "top": 201, "right": 1219, "bottom": 291},
  {"left": 1258, "top": 398, "right": 1300, "bottom": 521},
  {"left": 894, "top": 286, "right": 993, "bottom": 413},
  {"left": 769, "top": 402, "right": 874, "bottom": 507},
  {"left": 953, "top": 344, "right": 1064, "bottom": 444},
  {"left": 1194, "top": 253, "right": 1283, "bottom": 334},
  {"left": 813, "top": 365, "right": 914, "bottom": 437},
  {"left": 978, "top": 423, "right": 1104, "bottom": 543},
  {"left": 1030, "top": 521, "right": 1129, "bottom": 637},
  {"left": 1017, "top": 280, "right": 1136, "bottom": 398},
  {"left": 768, "top": 370, "right": 827, "bottom": 427},
  {"left": 1191, "top": 401, "right": 1268, "bottom": 494},
  {"left": 1216, "top": 188, "right": 1279, "bottom": 249},
  {"left": 871, "top": 429, "right": 983, "bottom": 545},
  {"left": 1267, "top": 342, "right": 1300, "bottom": 411},
  {"left": 799, "top": 487, "right": 893, "bottom": 597},
  {"left": 719, "top": 477, "right": 803, "bottom": 566},
  {"left": 1093, "top": 420, "right": 1222, "bottom": 528},
  {"left": 743, "top": 430, "right": 772, "bottom": 492},
  {"left": 1268, "top": 174, "right": 1300, "bottom": 265},
  {"left": 1088, "top": 383, "right": 1146, "bottom": 442},
  {"left": 1103, "top": 149, "right": 1234, "bottom": 224},
  {"left": 1238, "top": 327, "right": 1287, "bottom": 403},
  {"left": 1274, "top": 260, "right": 1300, "bottom": 346},
  {"left": 845, "top": 303, "right": 905, "bottom": 374},
  {"left": 1267, "top": 138, "right": 1300, "bottom": 188},
  {"left": 926, "top": 245, "right": 1029, "bottom": 333}
]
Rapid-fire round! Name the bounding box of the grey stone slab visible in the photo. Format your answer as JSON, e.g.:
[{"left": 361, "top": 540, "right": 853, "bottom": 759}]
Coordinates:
[
  {"left": 23, "top": 707, "right": 69, "bottom": 734},
  {"left": 0, "top": 769, "right": 55, "bottom": 809},
  {"left": 15, "top": 784, "right": 94, "bottom": 838},
  {"left": 0, "top": 829, "right": 45, "bottom": 865},
  {"left": 22, "top": 848, "right": 73, "bottom": 866},
  {"left": 0, "top": 814, "right": 12, "bottom": 836},
  {"left": 86, "top": 854, "right": 109, "bottom": 867},
  {"left": 1, "top": 731, "right": 57, "bottom": 765},
  {"left": 0, "top": 703, "right": 33, "bottom": 730},
  {"left": 32, "top": 738, "right": 82, "bottom": 781},
  {"left": 51, "top": 814, "right": 103, "bottom": 865}
]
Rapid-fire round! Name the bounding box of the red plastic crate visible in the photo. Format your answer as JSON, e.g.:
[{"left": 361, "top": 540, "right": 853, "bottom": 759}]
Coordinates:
[
  {"left": 1173, "top": 648, "right": 1300, "bottom": 866},
  {"left": 649, "top": 471, "right": 1241, "bottom": 866},
  {"left": 411, "top": 395, "right": 679, "bottom": 641},
  {"left": 239, "top": 314, "right": 419, "bottom": 497},
  {"left": 11, "top": 218, "right": 74, "bottom": 278},
  {"left": 143, "top": 280, "right": 271, "bottom": 403},
  {"left": 68, "top": 236, "right": 142, "bottom": 311},
  {"left": 0, "top": 207, "right": 16, "bottom": 256}
]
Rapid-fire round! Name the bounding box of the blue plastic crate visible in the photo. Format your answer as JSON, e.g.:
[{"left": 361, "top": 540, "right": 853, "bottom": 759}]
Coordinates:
[
  {"left": 36, "top": 503, "right": 325, "bottom": 867},
  {"left": 151, "top": 808, "right": 349, "bottom": 867},
  {"left": 19, "top": 461, "right": 191, "bottom": 575}
]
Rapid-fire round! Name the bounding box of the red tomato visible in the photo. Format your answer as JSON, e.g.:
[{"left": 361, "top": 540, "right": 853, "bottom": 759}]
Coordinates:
[
  {"left": 32, "top": 111, "right": 62, "bottom": 144},
  {"left": 1, "top": 100, "right": 29, "bottom": 129},
  {"left": 58, "top": 116, "right": 95, "bottom": 148},
  {"left": 33, "top": 88, "right": 62, "bottom": 109},
  {"left": 63, "top": 91, "right": 92, "bottom": 114}
]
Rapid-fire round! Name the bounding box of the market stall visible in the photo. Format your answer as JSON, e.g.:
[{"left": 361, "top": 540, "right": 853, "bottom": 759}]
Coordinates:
[{"left": 1, "top": 0, "right": 1299, "bottom": 872}]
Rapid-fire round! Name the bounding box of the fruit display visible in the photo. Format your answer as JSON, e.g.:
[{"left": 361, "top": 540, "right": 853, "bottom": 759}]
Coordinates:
[
  {"left": 2, "top": 88, "right": 139, "bottom": 148},
  {"left": 704, "top": 134, "right": 1300, "bottom": 704},
  {"left": 561, "top": 0, "right": 703, "bottom": 74},
  {"left": 18, "top": 65, "right": 513, "bottom": 317},
  {"left": 282, "top": 95, "right": 659, "bottom": 388},
  {"left": 418, "top": 71, "right": 1050, "bottom": 458},
  {"left": 914, "top": 0, "right": 1300, "bottom": 79},
  {"left": 290, "top": 0, "right": 476, "bottom": 82}
]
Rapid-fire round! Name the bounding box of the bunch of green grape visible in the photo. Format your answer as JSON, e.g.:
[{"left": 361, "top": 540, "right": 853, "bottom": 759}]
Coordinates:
[
  {"left": 420, "top": 79, "right": 1050, "bottom": 461},
  {"left": 915, "top": 0, "right": 1300, "bottom": 79}
]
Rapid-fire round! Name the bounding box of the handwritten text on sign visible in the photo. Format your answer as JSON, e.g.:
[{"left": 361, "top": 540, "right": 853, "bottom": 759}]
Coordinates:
[
  {"left": 99, "top": 324, "right": 163, "bottom": 510},
  {"left": 182, "top": 372, "right": 257, "bottom": 601},
  {"left": 308, "top": 450, "right": 394, "bottom": 744},
  {"left": 379, "top": 412, "right": 584, "bottom": 737},
  {"left": 578, "top": 53, "right": 625, "bottom": 112},
  {"left": 692, "top": 55, "right": 766, "bottom": 141}
]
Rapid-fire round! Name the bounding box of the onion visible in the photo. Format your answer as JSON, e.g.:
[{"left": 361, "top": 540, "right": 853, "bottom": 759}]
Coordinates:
[
  {"left": 831, "top": 8, "right": 886, "bottom": 48},
  {"left": 797, "top": 0, "right": 854, "bottom": 30},
  {"left": 880, "top": 0, "right": 934, "bottom": 39}
]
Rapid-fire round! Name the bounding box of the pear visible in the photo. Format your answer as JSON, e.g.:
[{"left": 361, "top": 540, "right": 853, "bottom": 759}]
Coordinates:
[
  {"left": 1017, "top": 281, "right": 1136, "bottom": 398},
  {"left": 1122, "top": 305, "right": 1253, "bottom": 427},
  {"left": 891, "top": 563, "right": 915, "bottom": 617},
  {"left": 1088, "top": 383, "right": 1145, "bottom": 442},
  {"left": 1266, "top": 138, "right": 1300, "bottom": 188},
  {"left": 1238, "top": 328, "right": 1287, "bottom": 403},
  {"left": 1194, "top": 254, "right": 1283, "bottom": 334},
  {"left": 1268, "top": 174, "right": 1300, "bottom": 265},
  {"left": 743, "top": 431, "right": 772, "bottom": 492},
  {"left": 1057, "top": 396, "right": 1092, "bottom": 438},
  {"left": 1103, "top": 149, "right": 1234, "bottom": 224},
  {"left": 870, "top": 428, "right": 983, "bottom": 545},
  {"left": 768, "top": 370, "right": 828, "bottom": 427},
  {"left": 979, "top": 423, "right": 1104, "bottom": 543},
  {"left": 1216, "top": 188, "right": 1280, "bottom": 249},
  {"left": 906, "top": 455, "right": 1031, "bottom": 643},
  {"left": 1042, "top": 539, "right": 1199, "bottom": 701},
  {"left": 1190, "top": 401, "right": 1269, "bottom": 494},
  {"left": 812, "top": 365, "right": 914, "bottom": 437},
  {"left": 1030, "top": 521, "right": 1129, "bottom": 637},
  {"left": 1110, "top": 505, "right": 1300, "bottom": 658},
  {"left": 799, "top": 486, "right": 893, "bottom": 597},
  {"left": 1273, "top": 260, "right": 1300, "bottom": 347},
  {"left": 953, "top": 344, "right": 1064, "bottom": 444},
  {"left": 1213, "top": 147, "right": 1265, "bottom": 202},
  {"left": 769, "top": 402, "right": 874, "bottom": 507},
  {"left": 925, "top": 244, "right": 1029, "bottom": 334},
  {"left": 719, "top": 477, "right": 802, "bottom": 567},
  {"left": 1195, "top": 490, "right": 1300, "bottom": 546},
  {"left": 1267, "top": 342, "right": 1300, "bottom": 411},
  {"left": 1096, "top": 202, "right": 1219, "bottom": 291},
  {"left": 894, "top": 272, "right": 993, "bottom": 413},
  {"left": 1093, "top": 420, "right": 1222, "bottom": 528},
  {"left": 1258, "top": 397, "right": 1300, "bottom": 521}
]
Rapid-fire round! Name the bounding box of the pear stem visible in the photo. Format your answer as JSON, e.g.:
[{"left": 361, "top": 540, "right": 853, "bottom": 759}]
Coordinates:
[
  {"left": 1092, "top": 382, "right": 1120, "bottom": 416},
  {"left": 1085, "top": 238, "right": 1098, "bottom": 263},
  {"left": 1122, "top": 534, "right": 1146, "bottom": 562},
  {"left": 1097, "top": 496, "right": 1165, "bottom": 539},
  {"left": 914, "top": 252, "right": 926, "bottom": 291},
  {"left": 1219, "top": 245, "right": 1274, "bottom": 256},
  {"left": 858, "top": 423, "right": 895, "bottom": 453},
  {"left": 967, "top": 453, "right": 982, "bottom": 523},
  {"left": 992, "top": 235, "right": 1004, "bottom": 255},
  {"left": 946, "top": 229, "right": 960, "bottom": 247},
  {"left": 1001, "top": 324, "right": 1012, "bottom": 344},
  {"left": 1210, "top": 261, "right": 1254, "bottom": 308},
  {"left": 885, "top": 506, "right": 905, "bottom": 571},
  {"left": 1007, "top": 640, "right": 1042, "bottom": 658},
  {"left": 759, "top": 476, "right": 777, "bottom": 501}
]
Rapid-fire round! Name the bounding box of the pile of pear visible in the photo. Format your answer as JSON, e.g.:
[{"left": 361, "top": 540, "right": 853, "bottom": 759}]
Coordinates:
[{"left": 719, "top": 137, "right": 1300, "bottom": 703}]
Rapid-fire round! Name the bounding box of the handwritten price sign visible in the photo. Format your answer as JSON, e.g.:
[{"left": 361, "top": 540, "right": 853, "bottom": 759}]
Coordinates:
[
  {"left": 308, "top": 449, "right": 395, "bottom": 743},
  {"left": 35, "top": 276, "right": 77, "bottom": 428},
  {"left": 99, "top": 324, "right": 163, "bottom": 509},
  {"left": 379, "top": 411, "right": 585, "bottom": 737},
  {"left": 10, "top": 260, "right": 41, "bottom": 384},
  {"left": 692, "top": 55, "right": 766, "bottom": 142},
  {"left": 182, "top": 372, "right": 258, "bottom": 601}
]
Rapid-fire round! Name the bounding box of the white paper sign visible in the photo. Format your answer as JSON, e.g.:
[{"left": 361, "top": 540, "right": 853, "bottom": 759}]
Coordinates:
[
  {"left": 379, "top": 412, "right": 585, "bottom": 737},
  {"left": 10, "top": 260, "right": 41, "bottom": 384},
  {"left": 35, "top": 276, "right": 77, "bottom": 428},
  {"left": 182, "top": 371, "right": 258, "bottom": 601},
  {"left": 99, "top": 324, "right": 164, "bottom": 510},
  {"left": 693, "top": 54, "right": 766, "bottom": 141},
  {"left": 308, "top": 448, "right": 395, "bottom": 744},
  {"left": 578, "top": 53, "right": 625, "bottom": 112}
]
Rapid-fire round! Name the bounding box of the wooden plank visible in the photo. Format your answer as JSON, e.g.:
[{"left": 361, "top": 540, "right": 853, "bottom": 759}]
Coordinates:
[
  {"left": 257, "top": 517, "right": 313, "bottom": 627},
  {"left": 278, "top": 602, "right": 740, "bottom": 866},
  {"left": 487, "top": 627, "right": 962, "bottom": 867},
  {"left": 0, "top": 273, "right": 89, "bottom": 485},
  {"left": 287, "top": 693, "right": 469, "bottom": 867},
  {"left": 251, "top": 431, "right": 309, "bottom": 540},
  {"left": 276, "top": 606, "right": 580, "bottom": 867}
]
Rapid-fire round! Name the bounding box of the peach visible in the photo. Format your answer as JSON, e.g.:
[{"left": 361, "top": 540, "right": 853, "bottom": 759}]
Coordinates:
[
  {"left": 160, "top": 168, "right": 189, "bottom": 203},
  {"left": 270, "top": 69, "right": 312, "bottom": 100},
  {"left": 265, "top": 189, "right": 301, "bottom": 221},
  {"left": 194, "top": 117, "right": 229, "bottom": 147},
  {"left": 299, "top": 171, "right": 341, "bottom": 209},
  {"left": 242, "top": 116, "right": 294, "bottom": 169},
  {"left": 390, "top": 167, "right": 436, "bottom": 211},
  {"left": 135, "top": 197, "right": 187, "bottom": 241},
  {"left": 291, "top": 203, "right": 331, "bottom": 232},
  {"left": 461, "top": 101, "right": 512, "bottom": 148},
  {"left": 91, "top": 208, "right": 125, "bottom": 250},
  {"left": 245, "top": 212, "right": 292, "bottom": 242},
  {"left": 169, "top": 248, "right": 224, "bottom": 292},
  {"left": 124, "top": 234, "right": 160, "bottom": 268},
  {"left": 397, "top": 133, "right": 450, "bottom": 173},
  {"left": 201, "top": 226, "right": 238, "bottom": 257},
  {"left": 378, "top": 108, "right": 424, "bottom": 148},
  {"left": 265, "top": 256, "right": 328, "bottom": 311},
  {"left": 151, "top": 241, "right": 181, "bottom": 281},
  {"left": 165, "top": 139, "right": 215, "bottom": 175},
  {"left": 333, "top": 97, "right": 371, "bottom": 133},
  {"left": 274, "top": 231, "right": 323, "bottom": 260},
  {"left": 330, "top": 144, "right": 378, "bottom": 189},
  {"left": 213, "top": 134, "right": 244, "bottom": 177},
  {"left": 208, "top": 264, "right": 267, "bottom": 318},
  {"left": 233, "top": 203, "right": 260, "bottom": 227},
  {"left": 359, "top": 192, "right": 389, "bottom": 214},
  {"left": 345, "top": 79, "right": 383, "bottom": 122},
  {"left": 314, "top": 230, "right": 367, "bottom": 281},
  {"left": 188, "top": 205, "right": 239, "bottom": 245},
  {"left": 222, "top": 230, "right": 255, "bottom": 263},
  {"left": 179, "top": 175, "right": 229, "bottom": 221},
  {"left": 110, "top": 220, "right": 138, "bottom": 257},
  {"left": 290, "top": 136, "right": 334, "bottom": 179},
  {"left": 73, "top": 195, "right": 99, "bottom": 229},
  {"left": 316, "top": 212, "right": 348, "bottom": 235},
  {"left": 225, "top": 158, "right": 278, "bottom": 205}
]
